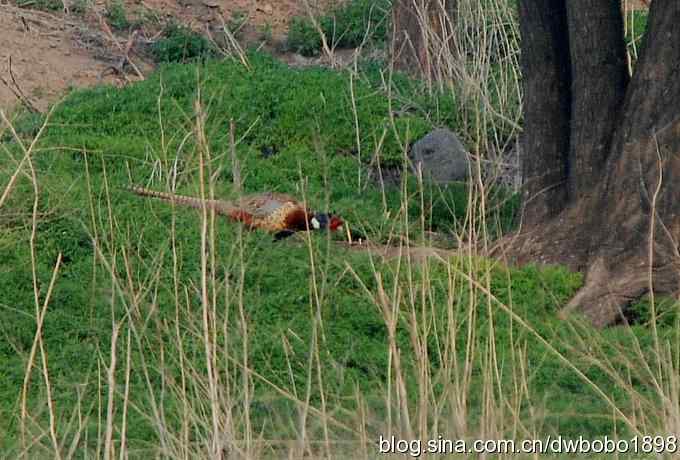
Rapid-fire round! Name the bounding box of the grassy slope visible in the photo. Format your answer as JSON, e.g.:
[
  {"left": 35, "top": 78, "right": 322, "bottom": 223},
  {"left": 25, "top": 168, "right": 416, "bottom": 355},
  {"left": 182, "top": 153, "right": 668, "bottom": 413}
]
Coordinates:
[{"left": 0, "top": 52, "right": 673, "bottom": 454}]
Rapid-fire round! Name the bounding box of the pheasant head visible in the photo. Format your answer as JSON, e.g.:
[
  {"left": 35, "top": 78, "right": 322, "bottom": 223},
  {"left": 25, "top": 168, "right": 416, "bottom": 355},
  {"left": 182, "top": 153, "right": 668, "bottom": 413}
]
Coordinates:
[{"left": 309, "top": 213, "right": 344, "bottom": 232}]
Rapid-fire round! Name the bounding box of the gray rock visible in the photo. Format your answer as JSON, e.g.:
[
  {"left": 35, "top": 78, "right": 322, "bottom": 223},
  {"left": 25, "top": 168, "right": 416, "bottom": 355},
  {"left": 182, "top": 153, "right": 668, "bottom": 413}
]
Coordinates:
[{"left": 410, "top": 128, "right": 471, "bottom": 184}]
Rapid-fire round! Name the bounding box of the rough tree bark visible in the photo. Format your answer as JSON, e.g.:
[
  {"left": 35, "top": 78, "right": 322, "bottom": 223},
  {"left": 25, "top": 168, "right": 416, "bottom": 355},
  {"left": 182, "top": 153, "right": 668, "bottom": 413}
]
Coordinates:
[
  {"left": 514, "top": 0, "right": 680, "bottom": 326},
  {"left": 516, "top": 1, "right": 571, "bottom": 226}
]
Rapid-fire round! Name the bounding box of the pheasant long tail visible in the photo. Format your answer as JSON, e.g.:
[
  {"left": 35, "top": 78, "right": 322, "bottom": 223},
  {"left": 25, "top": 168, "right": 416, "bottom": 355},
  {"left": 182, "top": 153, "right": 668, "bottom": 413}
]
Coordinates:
[{"left": 128, "top": 186, "right": 238, "bottom": 216}]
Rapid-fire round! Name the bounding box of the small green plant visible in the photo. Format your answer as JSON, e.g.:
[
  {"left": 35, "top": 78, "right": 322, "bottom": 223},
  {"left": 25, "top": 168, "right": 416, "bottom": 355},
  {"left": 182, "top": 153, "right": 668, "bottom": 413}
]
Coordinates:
[
  {"left": 105, "top": 0, "right": 131, "bottom": 31},
  {"left": 16, "top": 0, "right": 62, "bottom": 12},
  {"left": 628, "top": 295, "right": 680, "bottom": 327},
  {"left": 69, "top": 0, "right": 88, "bottom": 15},
  {"left": 287, "top": 17, "right": 322, "bottom": 56},
  {"left": 286, "top": 0, "right": 392, "bottom": 57},
  {"left": 150, "top": 23, "right": 217, "bottom": 63}
]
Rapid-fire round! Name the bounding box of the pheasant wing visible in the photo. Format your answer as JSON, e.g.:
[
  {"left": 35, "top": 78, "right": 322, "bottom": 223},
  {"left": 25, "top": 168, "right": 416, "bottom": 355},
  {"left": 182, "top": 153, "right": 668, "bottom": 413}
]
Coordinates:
[{"left": 244, "top": 193, "right": 299, "bottom": 218}]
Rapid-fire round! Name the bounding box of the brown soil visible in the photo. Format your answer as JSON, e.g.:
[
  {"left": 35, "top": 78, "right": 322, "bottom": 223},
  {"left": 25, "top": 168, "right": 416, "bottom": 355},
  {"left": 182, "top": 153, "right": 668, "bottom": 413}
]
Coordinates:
[
  {"left": 0, "top": 0, "right": 340, "bottom": 112},
  {"left": 133, "top": 0, "right": 336, "bottom": 36},
  {"left": 0, "top": 5, "right": 116, "bottom": 112}
]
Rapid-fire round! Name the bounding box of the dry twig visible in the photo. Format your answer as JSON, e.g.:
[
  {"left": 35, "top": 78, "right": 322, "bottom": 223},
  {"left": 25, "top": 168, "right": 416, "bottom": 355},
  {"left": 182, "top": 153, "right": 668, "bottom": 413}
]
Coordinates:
[
  {"left": 0, "top": 56, "right": 41, "bottom": 113},
  {"left": 96, "top": 13, "right": 145, "bottom": 80}
]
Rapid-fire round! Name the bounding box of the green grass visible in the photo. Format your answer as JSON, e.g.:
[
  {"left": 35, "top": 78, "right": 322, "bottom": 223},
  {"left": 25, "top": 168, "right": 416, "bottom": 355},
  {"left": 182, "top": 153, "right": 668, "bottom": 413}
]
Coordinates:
[
  {"left": 1, "top": 51, "right": 677, "bottom": 456},
  {"left": 625, "top": 9, "right": 648, "bottom": 50},
  {"left": 69, "top": 0, "right": 88, "bottom": 15},
  {"left": 286, "top": 0, "right": 392, "bottom": 56},
  {"left": 105, "top": 0, "right": 131, "bottom": 31},
  {"left": 15, "top": 0, "right": 62, "bottom": 11},
  {"left": 151, "top": 22, "right": 218, "bottom": 63}
]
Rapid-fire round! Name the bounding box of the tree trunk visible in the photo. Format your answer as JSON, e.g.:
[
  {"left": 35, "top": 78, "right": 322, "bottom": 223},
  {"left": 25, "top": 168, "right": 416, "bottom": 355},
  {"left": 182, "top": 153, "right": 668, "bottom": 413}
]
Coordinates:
[
  {"left": 512, "top": 0, "right": 680, "bottom": 326},
  {"left": 391, "top": 0, "right": 457, "bottom": 84},
  {"left": 564, "top": 1, "right": 629, "bottom": 203},
  {"left": 517, "top": 0, "right": 571, "bottom": 226}
]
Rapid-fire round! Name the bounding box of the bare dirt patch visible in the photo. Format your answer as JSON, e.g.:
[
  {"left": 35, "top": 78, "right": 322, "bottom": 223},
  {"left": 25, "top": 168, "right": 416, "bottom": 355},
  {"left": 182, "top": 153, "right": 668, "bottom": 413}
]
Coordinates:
[
  {"left": 0, "top": 0, "right": 340, "bottom": 112},
  {"left": 153, "top": 0, "right": 336, "bottom": 38},
  {"left": 0, "top": 5, "right": 118, "bottom": 111}
]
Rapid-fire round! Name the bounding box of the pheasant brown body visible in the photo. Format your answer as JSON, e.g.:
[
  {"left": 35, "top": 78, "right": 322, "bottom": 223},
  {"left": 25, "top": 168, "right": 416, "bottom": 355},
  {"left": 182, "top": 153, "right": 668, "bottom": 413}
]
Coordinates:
[{"left": 129, "top": 186, "right": 319, "bottom": 233}]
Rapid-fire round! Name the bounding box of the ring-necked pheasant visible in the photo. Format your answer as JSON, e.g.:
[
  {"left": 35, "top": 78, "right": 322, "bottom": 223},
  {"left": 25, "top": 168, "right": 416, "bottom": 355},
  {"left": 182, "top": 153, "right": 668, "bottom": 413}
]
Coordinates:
[{"left": 128, "top": 186, "right": 344, "bottom": 240}]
